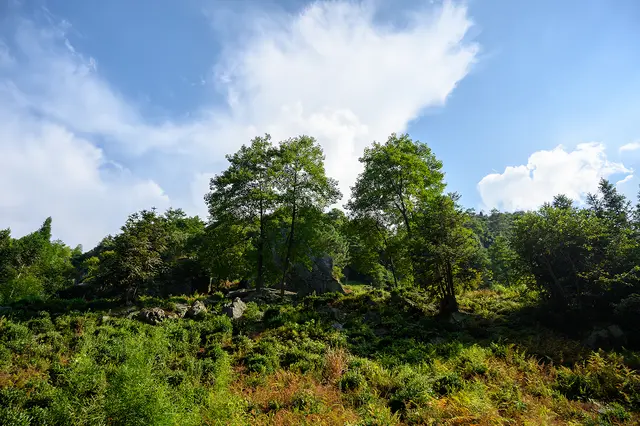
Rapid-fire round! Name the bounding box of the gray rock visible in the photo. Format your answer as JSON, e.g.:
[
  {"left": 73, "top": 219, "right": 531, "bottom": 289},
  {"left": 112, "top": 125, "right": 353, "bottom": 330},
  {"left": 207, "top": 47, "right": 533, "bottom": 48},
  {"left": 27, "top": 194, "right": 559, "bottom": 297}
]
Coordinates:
[
  {"left": 174, "top": 303, "right": 189, "bottom": 318},
  {"left": 449, "top": 312, "right": 469, "bottom": 324},
  {"left": 607, "top": 325, "right": 624, "bottom": 339},
  {"left": 363, "top": 311, "right": 380, "bottom": 324},
  {"left": 0, "top": 306, "right": 11, "bottom": 316},
  {"left": 185, "top": 300, "right": 207, "bottom": 319},
  {"left": 223, "top": 297, "right": 247, "bottom": 319},
  {"left": 227, "top": 289, "right": 254, "bottom": 299},
  {"left": 585, "top": 325, "right": 627, "bottom": 349},
  {"left": 288, "top": 256, "right": 346, "bottom": 295},
  {"left": 227, "top": 288, "right": 296, "bottom": 304},
  {"left": 331, "top": 323, "right": 343, "bottom": 331},
  {"left": 319, "top": 305, "right": 346, "bottom": 322},
  {"left": 138, "top": 307, "right": 166, "bottom": 325}
]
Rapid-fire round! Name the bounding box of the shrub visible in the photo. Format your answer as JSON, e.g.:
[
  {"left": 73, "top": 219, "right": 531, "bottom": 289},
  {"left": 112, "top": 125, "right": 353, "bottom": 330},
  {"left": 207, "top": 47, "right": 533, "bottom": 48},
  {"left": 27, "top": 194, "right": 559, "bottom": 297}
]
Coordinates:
[
  {"left": 339, "top": 371, "right": 366, "bottom": 392},
  {"left": 433, "top": 372, "right": 463, "bottom": 396},
  {"left": 388, "top": 368, "right": 432, "bottom": 413},
  {"left": 245, "top": 354, "right": 278, "bottom": 374},
  {"left": 555, "top": 352, "right": 640, "bottom": 408}
]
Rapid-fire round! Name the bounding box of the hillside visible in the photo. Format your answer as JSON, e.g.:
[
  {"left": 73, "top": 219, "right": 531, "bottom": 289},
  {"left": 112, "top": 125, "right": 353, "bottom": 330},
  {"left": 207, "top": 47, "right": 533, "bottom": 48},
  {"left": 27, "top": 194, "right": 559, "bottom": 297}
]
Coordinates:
[
  {"left": 1, "top": 283, "right": 639, "bottom": 425},
  {"left": 2, "top": 133, "right": 640, "bottom": 425}
]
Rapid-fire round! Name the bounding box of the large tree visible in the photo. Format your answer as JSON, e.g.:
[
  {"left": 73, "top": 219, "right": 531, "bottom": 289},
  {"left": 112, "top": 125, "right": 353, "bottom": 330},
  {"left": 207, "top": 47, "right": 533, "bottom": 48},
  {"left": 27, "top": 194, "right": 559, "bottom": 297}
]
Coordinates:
[
  {"left": 414, "top": 193, "right": 486, "bottom": 313},
  {"left": 347, "top": 133, "right": 445, "bottom": 288},
  {"left": 205, "top": 135, "right": 279, "bottom": 290},
  {"left": 347, "top": 133, "right": 444, "bottom": 239},
  {"left": 275, "top": 135, "right": 341, "bottom": 295}
]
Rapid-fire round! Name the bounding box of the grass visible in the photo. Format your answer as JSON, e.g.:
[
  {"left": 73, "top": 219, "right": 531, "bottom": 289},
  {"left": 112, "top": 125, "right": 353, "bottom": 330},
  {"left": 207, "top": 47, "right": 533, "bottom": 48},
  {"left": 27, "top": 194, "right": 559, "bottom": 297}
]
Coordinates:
[{"left": 0, "top": 284, "right": 639, "bottom": 425}]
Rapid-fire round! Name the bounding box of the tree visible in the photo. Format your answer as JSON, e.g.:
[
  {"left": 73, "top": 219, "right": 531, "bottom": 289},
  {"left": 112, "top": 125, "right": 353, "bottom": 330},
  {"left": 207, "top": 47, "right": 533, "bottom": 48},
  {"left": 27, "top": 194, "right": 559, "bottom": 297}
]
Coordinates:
[
  {"left": 348, "top": 133, "right": 444, "bottom": 238},
  {"left": 347, "top": 133, "right": 445, "bottom": 288},
  {"left": 0, "top": 218, "right": 76, "bottom": 303},
  {"left": 511, "top": 198, "right": 601, "bottom": 310},
  {"left": 196, "top": 222, "right": 252, "bottom": 292},
  {"left": 345, "top": 215, "right": 408, "bottom": 287},
  {"left": 205, "top": 135, "right": 278, "bottom": 290},
  {"left": 275, "top": 135, "right": 341, "bottom": 295},
  {"left": 414, "top": 193, "right": 486, "bottom": 313}
]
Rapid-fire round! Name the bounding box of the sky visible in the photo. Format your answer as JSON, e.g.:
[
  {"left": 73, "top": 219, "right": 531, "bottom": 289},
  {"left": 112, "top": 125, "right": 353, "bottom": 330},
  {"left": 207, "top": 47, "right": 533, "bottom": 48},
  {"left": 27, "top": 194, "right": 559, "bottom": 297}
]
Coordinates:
[{"left": 1, "top": 0, "right": 640, "bottom": 249}]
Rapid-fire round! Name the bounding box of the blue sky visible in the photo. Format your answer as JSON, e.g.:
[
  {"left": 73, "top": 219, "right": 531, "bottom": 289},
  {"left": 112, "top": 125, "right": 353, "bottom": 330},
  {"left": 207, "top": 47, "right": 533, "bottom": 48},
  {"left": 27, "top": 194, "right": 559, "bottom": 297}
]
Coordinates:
[{"left": 1, "top": 0, "right": 639, "bottom": 248}]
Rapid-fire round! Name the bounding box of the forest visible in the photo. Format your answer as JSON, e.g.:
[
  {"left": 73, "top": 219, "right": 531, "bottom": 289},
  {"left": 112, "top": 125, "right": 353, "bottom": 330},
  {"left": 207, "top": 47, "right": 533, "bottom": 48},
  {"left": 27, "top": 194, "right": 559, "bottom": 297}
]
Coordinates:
[{"left": 1, "top": 133, "right": 640, "bottom": 425}]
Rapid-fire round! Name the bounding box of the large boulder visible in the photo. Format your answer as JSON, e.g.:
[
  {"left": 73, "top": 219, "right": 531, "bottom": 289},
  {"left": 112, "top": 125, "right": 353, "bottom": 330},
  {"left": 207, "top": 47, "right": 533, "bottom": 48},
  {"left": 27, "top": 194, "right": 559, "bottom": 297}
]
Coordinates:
[
  {"left": 174, "top": 303, "right": 190, "bottom": 318},
  {"left": 585, "top": 325, "right": 627, "bottom": 349},
  {"left": 185, "top": 300, "right": 207, "bottom": 319},
  {"left": 138, "top": 308, "right": 166, "bottom": 325},
  {"left": 288, "top": 256, "right": 346, "bottom": 295},
  {"left": 227, "top": 288, "right": 296, "bottom": 304},
  {"left": 223, "top": 297, "right": 247, "bottom": 319}
]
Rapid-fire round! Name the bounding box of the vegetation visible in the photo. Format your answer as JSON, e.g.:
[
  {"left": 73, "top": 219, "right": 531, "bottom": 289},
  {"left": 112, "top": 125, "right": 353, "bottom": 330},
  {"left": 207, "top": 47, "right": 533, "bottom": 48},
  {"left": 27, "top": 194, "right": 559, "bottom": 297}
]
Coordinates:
[{"left": 1, "top": 132, "right": 640, "bottom": 424}]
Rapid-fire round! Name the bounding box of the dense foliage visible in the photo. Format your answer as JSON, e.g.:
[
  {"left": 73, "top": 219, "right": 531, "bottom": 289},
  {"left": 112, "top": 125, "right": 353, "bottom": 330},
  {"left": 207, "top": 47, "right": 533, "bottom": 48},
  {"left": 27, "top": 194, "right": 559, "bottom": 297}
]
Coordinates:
[{"left": 2, "top": 132, "right": 640, "bottom": 424}]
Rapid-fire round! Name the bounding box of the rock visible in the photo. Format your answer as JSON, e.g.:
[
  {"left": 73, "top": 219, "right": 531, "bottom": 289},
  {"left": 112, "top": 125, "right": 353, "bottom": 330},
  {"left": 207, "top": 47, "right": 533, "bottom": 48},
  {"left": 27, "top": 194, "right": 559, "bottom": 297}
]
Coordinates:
[
  {"left": 449, "top": 311, "right": 469, "bottom": 324},
  {"left": 174, "top": 303, "right": 189, "bottom": 318},
  {"left": 331, "top": 323, "right": 344, "bottom": 331},
  {"left": 185, "top": 300, "right": 207, "bottom": 319},
  {"left": 288, "top": 256, "right": 346, "bottom": 295},
  {"left": 607, "top": 325, "right": 624, "bottom": 339},
  {"left": 585, "top": 325, "right": 627, "bottom": 349},
  {"left": 138, "top": 308, "right": 166, "bottom": 325},
  {"left": 363, "top": 311, "right": 380, "bottom": 324},
  {"left": 227, "top": 288, "right": 296, "bottom": 304},
  {"left": 430, "top": 337, "right": 446, "bottom": 345},
  {"left": 319, "top": 305, "right": 346, "bottom": 322},
  {"left": 0, "top": 306, "right": 11, "bottom": 316},
  {"left": 223, "top": 297, "right": 247, "bottom": 319},
  {"left": 227, "top": 288, "right": 253, "bottom": 299}
]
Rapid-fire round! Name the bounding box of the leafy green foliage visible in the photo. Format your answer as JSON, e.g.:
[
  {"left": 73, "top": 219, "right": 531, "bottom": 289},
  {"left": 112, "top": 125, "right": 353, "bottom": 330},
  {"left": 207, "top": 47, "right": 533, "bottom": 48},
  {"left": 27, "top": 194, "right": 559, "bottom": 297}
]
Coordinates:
[
  {"left": 3, "top": 132, "right": 640, "bottom": 424},
  {"left": 0, "top": 219, "right": 76, "bottom": 304}
]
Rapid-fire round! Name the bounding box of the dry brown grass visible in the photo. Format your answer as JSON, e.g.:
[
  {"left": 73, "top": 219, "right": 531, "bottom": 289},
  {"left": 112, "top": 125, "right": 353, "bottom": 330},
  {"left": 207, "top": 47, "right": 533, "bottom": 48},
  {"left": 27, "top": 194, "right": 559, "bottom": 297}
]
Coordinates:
[
  {"left": 0, "top": 365, "right": 47, "bottom": 388},
  {"left": 234, "top": 370, "right": 360, "bottom": 425},
  {"left": 323, "top": 348, "right": 348, "bottom": 384}
]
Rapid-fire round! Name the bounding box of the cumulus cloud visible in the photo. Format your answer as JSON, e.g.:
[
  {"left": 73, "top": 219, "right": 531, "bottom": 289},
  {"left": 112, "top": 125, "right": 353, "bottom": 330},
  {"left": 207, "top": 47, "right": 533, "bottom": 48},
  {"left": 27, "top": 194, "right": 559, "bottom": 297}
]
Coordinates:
[
  {"left": 616, "top": 174, "right": 634, "bottom": 186},
  {"left": 0, "top": 106, "right": 170, "bottom": 248},
  {"left": 0, "top": 0, "right": 477, "bottom": 248},
  {"left": 620, "top": 141, "right": 640, "bottom": 153},
  {"left": 477, "top": 143, "right": 632, "bottom": 211}
]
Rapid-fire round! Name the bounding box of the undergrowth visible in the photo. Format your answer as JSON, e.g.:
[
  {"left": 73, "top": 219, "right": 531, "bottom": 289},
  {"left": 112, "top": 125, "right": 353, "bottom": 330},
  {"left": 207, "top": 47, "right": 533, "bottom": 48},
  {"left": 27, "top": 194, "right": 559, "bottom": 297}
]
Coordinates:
[{"left": 1, "top": 285, "right": 638, "bottom": 425}]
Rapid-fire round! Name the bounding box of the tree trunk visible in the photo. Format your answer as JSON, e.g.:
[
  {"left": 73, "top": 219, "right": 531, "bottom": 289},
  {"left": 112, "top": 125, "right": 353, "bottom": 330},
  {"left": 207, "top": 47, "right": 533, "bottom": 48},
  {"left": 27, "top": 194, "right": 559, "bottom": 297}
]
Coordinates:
[
  {"left": 280, "top": 166, "right": 298, "bottom": 297},
  {"left": 256, "top": 200, "right": 264, "bottom": 290},
  {"left": 542, "top": 255, "right": 566, "bottom": 307},
  {"left": 388, "top": 255, "right": 399, "bottom": 288},
  {"left": 280, "top": 202, "right": 296, "bottom": 296},
  {"left": 440, "top": 258, "right": 458, "bottom": 314}
]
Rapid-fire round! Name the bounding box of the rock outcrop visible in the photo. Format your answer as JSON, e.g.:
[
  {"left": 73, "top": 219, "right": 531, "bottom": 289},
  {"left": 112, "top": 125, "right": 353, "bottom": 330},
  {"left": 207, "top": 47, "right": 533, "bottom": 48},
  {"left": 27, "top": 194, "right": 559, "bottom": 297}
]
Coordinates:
[
  {"left": 138, "top": 307, "right": 166, "bottom": 325},
  {"left": 585, "top": 325, "right": 627, "bottom": 349},
  {"left": 287, "top": 256, "right": 345, "bottom": 295},
  {"left": 223, "top": 297, "right": 247, "bottom": 319},
  {"left": 185, "top": 300, "right": 207, "bottom": 319}
]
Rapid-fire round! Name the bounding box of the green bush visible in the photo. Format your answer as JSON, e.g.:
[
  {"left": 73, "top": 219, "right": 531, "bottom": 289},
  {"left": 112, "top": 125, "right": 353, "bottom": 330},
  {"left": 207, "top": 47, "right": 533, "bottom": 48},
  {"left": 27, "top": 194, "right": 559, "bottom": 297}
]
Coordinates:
[
  {"left": 388, "top": 368, "right": 433, "bottom": 413},
  {"left": 555, "top": 352, "right": 640, "bottom": 408},
  {"left": 339, "top": 371, "right": 366, "bottom": 391}
]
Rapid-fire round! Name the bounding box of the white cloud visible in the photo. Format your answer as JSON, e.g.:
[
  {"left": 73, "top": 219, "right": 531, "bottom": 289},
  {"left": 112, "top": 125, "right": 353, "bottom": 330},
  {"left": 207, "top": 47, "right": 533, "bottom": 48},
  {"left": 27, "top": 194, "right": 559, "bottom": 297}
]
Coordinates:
[
  {"left": 620, "top": 141, "right": 640, "bottom": 152},
  {"left": 616, "top": 174, "right": 634, "bottom": 186},
  {"left": 0, "top": 106, "right": 170, "bottom": 249},
  {"left": 477, "top": 143, "right": 632, "bottom": 211},
  {"left": 0, "top": 0, "right": 477, "bottom": 248}
]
